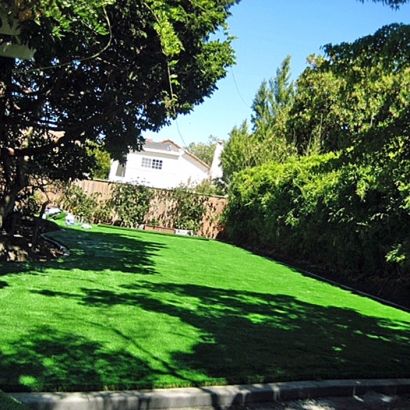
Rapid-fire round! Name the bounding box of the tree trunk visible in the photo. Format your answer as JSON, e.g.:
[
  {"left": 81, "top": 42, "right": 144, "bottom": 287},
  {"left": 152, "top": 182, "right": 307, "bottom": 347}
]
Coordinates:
[
  {"left": 0, "top": 187, "right": 18, "bottom": 229},
  {"left": 0, "top": 57, "right": 16, "bottom": 230}
]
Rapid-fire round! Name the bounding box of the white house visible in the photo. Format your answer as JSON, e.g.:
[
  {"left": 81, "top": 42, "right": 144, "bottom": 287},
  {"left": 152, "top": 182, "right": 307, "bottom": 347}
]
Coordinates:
[
  {"left": 210, "top": 140, "right": 224, "bottom": 180},
  {"left": 108, "top": 139, "right": 211, "bottom": 189}
]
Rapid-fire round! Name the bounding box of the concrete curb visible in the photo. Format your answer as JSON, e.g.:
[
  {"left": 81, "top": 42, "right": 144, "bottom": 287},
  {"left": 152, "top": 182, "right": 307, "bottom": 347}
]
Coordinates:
[{"left": 10, "top": 378, "right": 410, "bottom": 410}]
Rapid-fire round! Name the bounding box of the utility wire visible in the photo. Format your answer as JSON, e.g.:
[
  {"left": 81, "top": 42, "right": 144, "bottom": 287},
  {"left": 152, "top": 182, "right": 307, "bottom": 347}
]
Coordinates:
[
  {"left": 174, "top": 66, "right": 249, "bottom": 148},
  {"left": 175, "top": 119, "right": 187, "bottom": 147},
  {"left": 230, "top": 66, "right": 250, "bottom": 108}
]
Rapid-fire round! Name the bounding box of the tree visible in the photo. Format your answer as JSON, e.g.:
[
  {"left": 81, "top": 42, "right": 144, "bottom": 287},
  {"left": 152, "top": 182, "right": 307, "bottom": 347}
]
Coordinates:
[
  {"left": 0, "top": 0, "right": 239, "bottom": 228},
  {"left": 220, "top": 120, "right": 254, "bottom": 183},
  {"left": 287, "top": 24, "right": 410, "bottom": 156},
  {"left": 358, "top": 0, "right": 409, "bottom": 8},
  {"left": 251, "top": 55, "right": 294, "bottom": 141},
  {"left": 286, "top": 55, "right": 347, "bottom": 155},
  {"left": 185, "top": 135, "right": 218, "bottom": 166},
  {"left": 221, "top": 57, "right": 296, "bottom": 183},
  {"left": 225, "top": 23, "right": 410, "bottom": 276},
  {"left": 87, "top": 143, "right": 112, "bottom": 180}
]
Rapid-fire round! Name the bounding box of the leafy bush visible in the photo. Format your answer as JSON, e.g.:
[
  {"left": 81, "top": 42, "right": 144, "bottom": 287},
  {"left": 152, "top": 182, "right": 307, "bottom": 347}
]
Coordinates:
[
  {"left": 171, "top": 185, "right": 207, "bottom": 232},
  {"left": 224, "top": 151, "right": 410, "bottom": 278},
  {"left": 52, "top": 181, "right": 217, "bottom": 235},
  {"left": 0, "top": 391, "right": 27, "bottom": 410},
  {"left": 149, "top": 184, "right": 208, "bottom": 233},
  {"left": 57, "top": 183, "right": 100, "bottom": 223},
  {"left": 109, "top": 182, "right": 153, "bottom": 228}
]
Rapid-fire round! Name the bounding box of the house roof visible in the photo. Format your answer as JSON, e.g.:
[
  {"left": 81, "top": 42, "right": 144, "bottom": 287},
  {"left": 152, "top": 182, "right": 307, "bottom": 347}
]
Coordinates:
[{"left": 142, "top": 139, "right": 210, "bottom": 170}]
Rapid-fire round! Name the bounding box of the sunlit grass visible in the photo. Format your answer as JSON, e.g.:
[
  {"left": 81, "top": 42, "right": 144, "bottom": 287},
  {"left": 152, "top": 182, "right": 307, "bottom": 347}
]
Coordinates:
[{"left": 1, "top": 223, "right": 410, "bottom": 392}]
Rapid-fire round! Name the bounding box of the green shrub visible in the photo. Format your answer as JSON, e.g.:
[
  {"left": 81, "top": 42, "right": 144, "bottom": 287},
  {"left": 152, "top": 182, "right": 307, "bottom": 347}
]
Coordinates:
[
  {"left": 0, "top": 391, "right": 27, "bottom": 410},
  {"left": 224, "top": 151, "right": 410, "bottom": 278},
  {"left": 171, "top": 185, "right": 207, "bottom": 232},
  {"left": 57, "top": 183, "right": 100, "bottom": 223},
  {"left": 109, "top": 182, "right": 153, "bottom": 228}
]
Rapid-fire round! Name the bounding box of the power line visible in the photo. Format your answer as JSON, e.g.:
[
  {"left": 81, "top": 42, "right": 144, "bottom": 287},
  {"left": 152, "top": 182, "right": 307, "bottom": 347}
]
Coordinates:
[
  {"left": 230, "top": 67, "right": 250, "bottom": 109},
  {"left": 175, "top": 118, "right": 187, "bottom": 147},
  {"left": 173, "top": 66, "right": 249, "bottom": 148}
]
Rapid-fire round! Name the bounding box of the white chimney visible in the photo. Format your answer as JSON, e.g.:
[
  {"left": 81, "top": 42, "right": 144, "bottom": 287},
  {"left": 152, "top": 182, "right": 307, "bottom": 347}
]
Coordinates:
[{"left": 210, "top": 141, "right": 224, "bottom": 180}]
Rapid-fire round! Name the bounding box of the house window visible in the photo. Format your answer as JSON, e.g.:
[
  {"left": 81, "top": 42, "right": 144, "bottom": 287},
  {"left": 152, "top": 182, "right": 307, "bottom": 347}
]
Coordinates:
[
  {"left": 142, "top": 157, "right": 163, "bottom": 170},
  {"left": 152, "top": 159, "right": 163, "bottom": 169},
  {"left": 115, "top": 163, "right": 126, "bottom": 177},
  {"left": 141, "top": 158, "right": 151, "bottom": 168}
]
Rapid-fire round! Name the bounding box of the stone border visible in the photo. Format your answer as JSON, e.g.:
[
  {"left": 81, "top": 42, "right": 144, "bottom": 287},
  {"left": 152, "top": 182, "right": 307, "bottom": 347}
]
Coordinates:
[{"left": 10, "top": 379, "right": 410, "bottom": 410}]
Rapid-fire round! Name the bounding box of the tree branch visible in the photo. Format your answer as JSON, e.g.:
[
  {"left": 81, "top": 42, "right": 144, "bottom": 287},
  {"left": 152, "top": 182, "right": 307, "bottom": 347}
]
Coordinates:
[{"left": 0, "top": 102, "right": 122, "bottom": 158}]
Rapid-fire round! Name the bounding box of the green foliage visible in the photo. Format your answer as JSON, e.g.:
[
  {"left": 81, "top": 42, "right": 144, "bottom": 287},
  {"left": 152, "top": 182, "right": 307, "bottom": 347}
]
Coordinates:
[
  {"left": 221, "top": 57, "right": 296, "bottom": 184},
  {"left": 0, "top": 0, "right": 239, "bottom": 228},
  {"left": 288, "top": 40, "right": 410, "bottom": 156},
  {"left": 91, "top": 200, "right": 113, "bottom": 225},
  {"left": 169, "top": 185, "right": 207, "bottom": 231},
  {"left": 52, "top": 181, "right": 214, "bottom": 232},
  {"left": 193, "top": 178, "right": 225, "bottom": 196},
  {"left": 323, "top": 24, "right": 410, "bottom": 72},
  {"left": 109, "top": 182, "right": 153, "bottom": 228},
  {"left": 357, "top": 0, "right": 409, "bottom": 10},
  {"left": 225, "top": 141, "right": 410, "bottom": 277},
  {"left": 86, "top": 142, "right": 112, "bottom": 180},
  {"left": 224, "top": 24, "right": 410, "bottom": 278},
  {"left": 220, "top": 120, "right": 256, "bottom": 183},
  {"left": 251, "top": 55, "right": 294, "bottom": 139},
  {"left": 286, "top": 55, "right": 346, "bottom": 154},
  {"left": 0, "top": 390, "right": 27, "bottom": 410},
  {"left": 185, "top": 135, "right": 218, "bottom": 166},
  {"left": 57, "top": 183, "right": 100, "bottom": 223}
]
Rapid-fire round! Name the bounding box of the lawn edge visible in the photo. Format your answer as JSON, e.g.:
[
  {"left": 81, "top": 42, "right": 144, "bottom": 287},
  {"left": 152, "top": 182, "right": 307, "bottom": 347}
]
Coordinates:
[{"left": 10, "top": 378, "right": 410, "bottom": 410}]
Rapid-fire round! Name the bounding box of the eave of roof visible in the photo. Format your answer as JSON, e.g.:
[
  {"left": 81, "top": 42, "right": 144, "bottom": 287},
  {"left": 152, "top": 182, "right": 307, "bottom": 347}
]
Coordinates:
[
  {"left": 141, "top": 139, "right": 210, "bottom": 170},
  {"left": 160, "top": 139, "right": 211, "bottom": 170}
]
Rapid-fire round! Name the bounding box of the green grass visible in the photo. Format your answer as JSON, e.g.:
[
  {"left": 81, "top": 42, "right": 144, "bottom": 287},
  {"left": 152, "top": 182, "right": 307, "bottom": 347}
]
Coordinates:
[
  {"left": 0, "top": 390, "right": 27, "bottom": 410},
  {"left": 1, "top": 223, "right": 410, "bottom": 392}
]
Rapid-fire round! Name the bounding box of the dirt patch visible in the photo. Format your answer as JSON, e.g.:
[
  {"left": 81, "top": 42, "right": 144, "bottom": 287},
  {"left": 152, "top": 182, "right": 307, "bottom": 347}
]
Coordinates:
[{"left": 0, "top": 217, "right": 65, "bottom": 262}]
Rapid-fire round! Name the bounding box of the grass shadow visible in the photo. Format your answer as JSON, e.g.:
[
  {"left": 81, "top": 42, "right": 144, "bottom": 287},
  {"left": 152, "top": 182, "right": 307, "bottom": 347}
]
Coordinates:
[
  {"left": 2, "top": 225, "right": 410, "bottom": 392},
  {"left": 1, "top": 226, "right": 166, "bottom": 276},
  {"left": 120, "top": 282, "right": 410, "bottom": 383},
  {"left": 0, "top": 327, "right": 154, "bottom": 392},
  {"left": 3, "top": 280, "right": 409, "bottom": 392}
]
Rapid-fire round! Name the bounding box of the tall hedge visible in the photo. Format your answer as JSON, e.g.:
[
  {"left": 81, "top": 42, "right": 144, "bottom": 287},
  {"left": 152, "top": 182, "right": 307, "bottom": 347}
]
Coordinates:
[{"left": 224, "top": 151, "right": 410, "bottom": 278}]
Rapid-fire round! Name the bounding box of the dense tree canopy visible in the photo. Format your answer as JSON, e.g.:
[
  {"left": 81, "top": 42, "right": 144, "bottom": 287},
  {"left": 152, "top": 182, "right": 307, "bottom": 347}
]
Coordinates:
[
  {"left": 359, "top": 0, "right": 409, "bottom": 8},
  {"left": 185, "top": 136, "right": 218, "bottom": 166},
  {"left": 221, "top": 56, "right": 296, "bottom": 183},
  {"left": 223, "top": 20, "right": 410, "bottom": 277},
  {"left": 287, "top": 24, "right": 410, "bottom": 156},
  {"left": 0, "top": 0, "right": 239, "bottom": 227}
]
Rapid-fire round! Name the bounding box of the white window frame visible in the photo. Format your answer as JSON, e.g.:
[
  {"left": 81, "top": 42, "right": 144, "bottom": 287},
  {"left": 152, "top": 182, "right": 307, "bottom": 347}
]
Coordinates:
[
  {"left": 152, "top": 159, "right": 163, "bottom": 170},
  {"left": 142, "top": 157, "right": 163, "bottom": 170}
]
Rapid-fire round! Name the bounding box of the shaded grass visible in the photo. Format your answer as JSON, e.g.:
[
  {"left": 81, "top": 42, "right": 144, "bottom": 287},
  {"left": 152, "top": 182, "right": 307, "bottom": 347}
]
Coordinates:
[
  {"left": 0, "top": 390, "right": 27, "bottom": 410},
  {"left": 0, "top": 224, "right": 410, "bottom": 392}
]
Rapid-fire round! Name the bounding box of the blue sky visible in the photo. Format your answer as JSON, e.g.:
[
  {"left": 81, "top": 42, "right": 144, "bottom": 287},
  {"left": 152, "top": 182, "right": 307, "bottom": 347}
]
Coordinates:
[{"left": 144, "top": 0, "right": 410, "bottom": 147}]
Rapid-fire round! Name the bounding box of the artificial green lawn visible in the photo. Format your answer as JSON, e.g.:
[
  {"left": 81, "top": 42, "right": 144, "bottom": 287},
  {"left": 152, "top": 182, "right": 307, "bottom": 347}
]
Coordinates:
[{"left": 1, "top": 223, "right": 410, "bottom": 392}]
